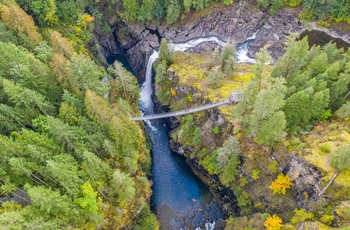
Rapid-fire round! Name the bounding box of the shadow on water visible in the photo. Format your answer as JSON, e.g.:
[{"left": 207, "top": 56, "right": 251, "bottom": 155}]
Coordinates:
[
  {"left": 300, "top": 30, "right": 350, "bottom": 51},
  {"left": 106, "top": 54, "right": 134, "bottom": 73}
]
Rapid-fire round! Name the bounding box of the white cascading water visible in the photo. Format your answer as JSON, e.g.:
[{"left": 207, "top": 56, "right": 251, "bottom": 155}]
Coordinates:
[
  {"left": 139, "top": 50, "right": 159, "bottom": 114},
  {"left": 236, "top": 31, "right": 258, "bottom": 63},
  {"left": 139, "top": 34, "right": 257, "bottom": 230},
  {"left": 170, "top": 37, "right": 226, "bottom": 51}
]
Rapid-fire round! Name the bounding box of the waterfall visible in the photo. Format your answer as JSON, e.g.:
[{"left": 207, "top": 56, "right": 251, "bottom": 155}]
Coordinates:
[{"left": 139, "top": 50, "right": 159, "bottom": 115}]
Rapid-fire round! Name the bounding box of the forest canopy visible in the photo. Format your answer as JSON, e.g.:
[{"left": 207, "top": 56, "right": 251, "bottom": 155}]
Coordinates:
[{"left": 0, "top": 0, "right": 158, "bottom": 229}]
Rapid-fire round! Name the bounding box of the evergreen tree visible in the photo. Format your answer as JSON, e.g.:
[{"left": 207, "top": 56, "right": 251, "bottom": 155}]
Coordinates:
[
  {"left": 221, "top": 39, "right": 237, "bottom": 76},
  {"left": 46, "top": 154, "right": 84, "bottom": 197},
  {"left": 335, "top": 101, "right": 350, "bottom": 118},
  {"left": 253, "top": 45, "right": 273, "bottom": 91},
  {"left": 207, "top": 66, "right": 224, "bottom": 89},
  {"left": 1, "top": 5, "right": 42, "bottom": 42},
  {"left": 2, "top": 79, "right": 55, "bottom": 116},
  {"left": 108, "top": 61, "right": 140, "bottom": 105},
  {"left": 271, "top": 35, "right": 309, "bottom": 80},
  {"left": 158, "top": 38, "right": 174, "bottom": 67},
  {"left": 123, "top": 0, "right": 139, "bottom": 22},
  {"left": 330, "top": 144, "right": 350, "bottom": 171},
  {"left": 216, "top": 135, "right": 240, "bottom": 167},
  {"left": 50, "top": 31, "right": 74, "bottom": 59},
  {"left": 257, "top": 111, "right": 287, "bottom": 146},
  {"left": 166, "top": 0, "right": 181, "bottom": 24},
  {"left": 283, "top": 90, "right": 312, "bottom": 132},
  {"left": 249, "top": 77, "right": 286, "bottom": 134},
  {"left": 67, "top": 54, "right": 107, "bottom": 97}
]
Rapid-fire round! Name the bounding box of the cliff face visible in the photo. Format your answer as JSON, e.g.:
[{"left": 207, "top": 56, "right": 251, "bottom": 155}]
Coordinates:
[
  {"left": 155, "top": 66, "right": 325, "bottom": 222},
  {"left": 94, "top": 0, "right": 304, "bottom": 81}
]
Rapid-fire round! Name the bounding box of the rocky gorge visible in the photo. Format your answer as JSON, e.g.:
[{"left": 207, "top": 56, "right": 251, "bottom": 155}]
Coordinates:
[
  {"left": 90, "top": 0, "right": 350, "bottom": 228},
  {"left": 93, "top": 0, "right": 350, "bottom": 81}
]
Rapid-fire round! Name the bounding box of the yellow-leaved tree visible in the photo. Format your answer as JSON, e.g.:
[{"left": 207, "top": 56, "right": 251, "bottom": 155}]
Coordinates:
[
  {"left": 269, "top": 173, "right": 293, "bottom": 195},
  {"left": 264, "top": 214, "right": 282, "bottom": 230}
]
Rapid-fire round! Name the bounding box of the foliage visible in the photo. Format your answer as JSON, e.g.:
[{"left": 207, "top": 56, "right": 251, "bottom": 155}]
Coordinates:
[
  {"left": 330, "top": 144, "right": 350, "bottom": 171},
  {"left": 234, "top": 189, "right": 252, "bottom": 215},
  {"left": 319, "top": 215, "right": 334, "bottom": 226},
  {"left": 207, "top": 66, "right": 224, "bottom": 89},
  {"left": 155, "top": 62, "right": 172, "bottom": 105},
  {"left": 108, "top": 61, "right": 140, "bottom": 105},
  {"left": 252, "top": 169, "right": 260, "bottom": 180},
  {"left": 320, "top": 143, "right": 331, "bottom": 154},
  {"left": 221, "top": 39, "right": 237, "bottom": 76},
  {"left": 290, "top": 208, "right": 314, "bottom": 224},
  {"left": 288, "top": 0, "right": 302, "bottom": 7},
  {"left": 0, "top": 1, "right": 156, "bottom": 228},
  {"left": 216, "top": 136, "right": 241, "bottom": 186},
  {"left": 269, "top": 173, "right": 293, "bottom": 195},
  {"left": 336, "top": 102, "right": 350, "bottom": 118},
  {"left": 264, "top": 214, "right": 283, "bottom": 230},
  {"left": 1, "top": 5, "right": 42, "bottom": 42},
  {"left": 158, "top": 38, "right": 174, "bottom": 68}
]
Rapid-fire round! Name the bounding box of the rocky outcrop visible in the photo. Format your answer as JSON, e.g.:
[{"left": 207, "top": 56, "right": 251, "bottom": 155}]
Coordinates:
[
  {"left": 112, "top": 0, "right": 266, "bottom": 80},
  {"left": 247, "top": 9, "right": 303, "bottom": 59},
  {"left": 97, "top": 0, "right": 349, "bottom": 82}
]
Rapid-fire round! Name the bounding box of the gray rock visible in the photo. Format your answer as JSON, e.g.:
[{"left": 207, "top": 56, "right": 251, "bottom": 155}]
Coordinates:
[
  {"left": 99, "top": 33, "right": 121, "bottom": 57},
  {"left": 248, "top": 9, "right": 303, "bottom": 59},
  {"left": 186, "top": 41, "right": 221, "bottom": 53}
]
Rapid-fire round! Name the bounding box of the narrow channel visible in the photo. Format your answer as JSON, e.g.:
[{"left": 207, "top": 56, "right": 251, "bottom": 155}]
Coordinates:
[
  {"left": 136, "top": 37, "right": 257, "bottom": 229},
  {"left": 139, "top": 50, "right": 221, "bottom": 230}
]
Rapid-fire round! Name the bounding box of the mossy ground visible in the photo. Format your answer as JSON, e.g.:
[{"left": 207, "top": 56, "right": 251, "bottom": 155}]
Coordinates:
[
  {"left": 299, "top": 119, "right": 350, "bottom": 187},
  {"left": 169, "top": 52, "right": 254, "bottom": 119}
]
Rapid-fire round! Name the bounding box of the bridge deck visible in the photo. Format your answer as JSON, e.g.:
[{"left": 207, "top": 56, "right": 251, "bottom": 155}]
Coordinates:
[{"left": 131, "top": 91, "right": 240, "bottom": 121}]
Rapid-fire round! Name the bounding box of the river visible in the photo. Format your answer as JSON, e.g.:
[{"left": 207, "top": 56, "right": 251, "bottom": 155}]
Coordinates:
[
  {"left": 136, "top": 37, "right": 255, "bottom": 229},
  {"left": 109, "top": 23, "right": 350, "bottom": 229}
]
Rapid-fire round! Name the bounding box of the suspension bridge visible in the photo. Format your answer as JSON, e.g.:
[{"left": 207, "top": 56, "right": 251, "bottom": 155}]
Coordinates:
[{"left": 130, "top": 92, "right": 241, "bottom": 121}]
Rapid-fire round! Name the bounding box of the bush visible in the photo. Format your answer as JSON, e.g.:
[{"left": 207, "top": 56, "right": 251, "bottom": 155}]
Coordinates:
[
  {"left": 268, "top": 160, "right": 279, "bottom": 173},
  {"left": 289, "top": 0, "right": 302, "bottom": 7},
  {"left": 213, "top": 126, "right": 220, "bottom": 135},
  {"left": 320, "top": 143, "right": 331, "bottom": 154},
  {"left": 206, "top": 66, "right": 224, "bottom": 89},
  {"left": 319, "top": 109, "right": 332, "bottom": 121},
  {"left": 290, "top": 208, "right": 314, "bottom": 224},
  {"left": 252, "top": 169, "right": 260, "bottom": 180},
  {"left": 319, "top": 215, "right": 334, "bottom": 226},
  {"left": 316, "top": 20, "right": 331, "bottom": 27}
]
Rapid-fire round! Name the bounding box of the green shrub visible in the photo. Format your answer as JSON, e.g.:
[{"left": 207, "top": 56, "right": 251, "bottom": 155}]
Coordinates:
[
  {"left": 290, "top": 209, "right": 314, "bottom": 224},
  {"left": 268, "top": 160, "right": 279, "bottom": 173},
  {"left": 319, "top": 109, "right": 332, "bottom": 121},
  {"left": 252, "top": 169, "right": 260, "bottom": 180},
  {"left": 239, "top": 176, "right": 249, "bottom": 188},
  {"left": 289, "top": 0, "right": 302, "bottom": 7},
  {"left": 317, "top": 20, "right": 331, "bottom": 28},
  {"left": 319, "top": 215, "right": 334, "bottom": 226},
  {"left": 213, "top": 126, "right": 220, "bottom": 135},
  {"left": 320, "top": 143, "right": 331, "bottom": 154}
]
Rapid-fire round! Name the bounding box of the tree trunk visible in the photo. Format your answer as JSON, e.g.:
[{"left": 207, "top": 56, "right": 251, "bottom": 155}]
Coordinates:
[{"left": 318, "top": 170, "right": 341, "bottom": 196}]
